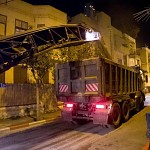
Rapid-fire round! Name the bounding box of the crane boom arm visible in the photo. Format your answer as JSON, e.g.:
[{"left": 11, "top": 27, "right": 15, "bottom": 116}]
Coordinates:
[{"left": 0, "top": 24, "right": 100, "bottom": 73}]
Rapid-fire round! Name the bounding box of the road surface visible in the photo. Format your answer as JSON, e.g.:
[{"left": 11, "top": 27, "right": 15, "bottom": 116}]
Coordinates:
[{"left": 0, "top": 119, "right": 114, "bottom": 150}]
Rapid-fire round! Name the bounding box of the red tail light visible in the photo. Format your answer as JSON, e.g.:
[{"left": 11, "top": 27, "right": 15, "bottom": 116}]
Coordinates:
[
  {"left": 96, "top": 104, "right": 105, "bottom": 109},
  {"left": 95, "top": 104, "right": 112, "bottom": 109},
  {"left": 66, "top": 103, "right": 73, "bottom": 108}
]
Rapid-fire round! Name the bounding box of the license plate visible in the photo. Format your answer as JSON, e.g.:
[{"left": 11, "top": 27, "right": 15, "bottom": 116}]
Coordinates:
[{"left": 77, "top": 111, "right": 88, "bottom": 115}]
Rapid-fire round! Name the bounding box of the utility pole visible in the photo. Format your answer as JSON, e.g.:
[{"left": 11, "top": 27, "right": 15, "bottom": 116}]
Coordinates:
[{"left": 36, "top": 80, "right": 40, "bottom": 121}]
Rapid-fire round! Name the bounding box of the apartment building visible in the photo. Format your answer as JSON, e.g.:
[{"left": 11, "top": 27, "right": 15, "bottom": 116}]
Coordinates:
[
  {"left": 137, "top": 47, "right": 150, "bottom": 88},
  {"left": 0, "top": 0, "right": 67, "bottom": 84},
  {"left": 70, "top": 12, "right": 141, "bottom": 67}
]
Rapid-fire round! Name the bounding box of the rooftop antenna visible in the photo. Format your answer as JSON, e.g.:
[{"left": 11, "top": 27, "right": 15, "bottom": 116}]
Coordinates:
[{"left": 84, "top": 3, "right": 96, "bottom": 18}]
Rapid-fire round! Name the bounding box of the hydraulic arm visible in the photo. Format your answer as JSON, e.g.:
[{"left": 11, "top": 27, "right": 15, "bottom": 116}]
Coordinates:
[{"left": 0, "top": 24, "right": 99, "bottom": 73}]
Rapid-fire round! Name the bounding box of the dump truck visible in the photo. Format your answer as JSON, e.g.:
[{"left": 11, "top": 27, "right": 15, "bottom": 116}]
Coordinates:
[{"left": 55, "top": 57, "right": 145, "bottom": 128}]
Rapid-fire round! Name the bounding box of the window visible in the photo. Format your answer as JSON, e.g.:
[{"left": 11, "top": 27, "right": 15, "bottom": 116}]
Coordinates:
[
  {"left": 15, "top": 19, "right": 28, "bottom": 33},
  {"left": 0, "top": 14, "right": 6, "bottom": 37},
  {"left": 37, "top": 24, "right": 45, "bottom": 28}
]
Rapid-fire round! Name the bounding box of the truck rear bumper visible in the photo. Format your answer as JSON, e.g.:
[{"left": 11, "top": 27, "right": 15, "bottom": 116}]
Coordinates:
[
  {"left": 62, "top": 108, "right": 110, "bottom": 125},
  {"left": 62, "top": 110, "right": 93, "bottom": 121},
  {"left": 62, "top": 110, "right": 73, "bottom": 121}
]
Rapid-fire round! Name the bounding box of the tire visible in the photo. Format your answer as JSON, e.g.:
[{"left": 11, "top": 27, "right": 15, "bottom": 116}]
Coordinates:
[
  {"left": 140, "top": 92, "right": 145, "bottom": 110},
  {"left": 111, "top": 103, "right": 122, "bottom": 128},
  {"left": 135, "top": 98, "right": 140, "bottom": 112},
  {"left": 140, "top": 99, "right": 144, "bottom": 110},
  {"left": 122, "top": 101, "right": 130, "bottom": 122},
  {"left": 136, "top": 91, "right": 145, "bottom": 112}
]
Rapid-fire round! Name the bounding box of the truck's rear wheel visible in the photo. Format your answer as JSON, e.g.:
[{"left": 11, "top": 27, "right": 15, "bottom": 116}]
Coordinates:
[
  {"left": 140, "top": 92, "right": 145, "bottom": 110},
  {"left": 140, "top": 100, "right": 144, "bottom": 110},
  {"left": 122, "top": 101, "right": 130, "bottom": 122},
  {"left": 111, "top": 103, "right": 122, "bottom": 128},
  {"left": 135, "top": 98, "right": 140, "bottom": 112}
]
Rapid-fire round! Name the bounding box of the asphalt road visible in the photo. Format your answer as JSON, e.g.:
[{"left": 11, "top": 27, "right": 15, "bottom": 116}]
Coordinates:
[
  {"left": 1, "top": 96, "right": 150, "bottom": 150},
  {"left": 0, "top": 119, "right": 114, "bottom": 150}
]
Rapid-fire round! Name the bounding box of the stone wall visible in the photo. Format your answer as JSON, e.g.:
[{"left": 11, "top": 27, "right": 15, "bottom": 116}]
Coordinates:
[{"left": 0, "top": 84, "right": 58, "bottom": 119}]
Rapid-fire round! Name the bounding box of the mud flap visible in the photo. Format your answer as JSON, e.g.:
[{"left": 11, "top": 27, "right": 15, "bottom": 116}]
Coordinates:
[
  {"left": 93, "top": 110, "right": 109, "bottom": 125},
  {"left": 62, "top": 110, "right": 73, "bottom": 121}
]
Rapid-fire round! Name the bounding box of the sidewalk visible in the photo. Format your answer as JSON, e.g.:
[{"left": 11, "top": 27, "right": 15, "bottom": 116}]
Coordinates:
[{"left": 0, "top": 110, "right": 62, "bottom": 133}]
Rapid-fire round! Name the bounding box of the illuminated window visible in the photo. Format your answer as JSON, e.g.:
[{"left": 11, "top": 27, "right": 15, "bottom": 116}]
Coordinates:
[
  {"left": 0, "top": 14, "right": 6, "bottom": 37},
  {"left": 15, "top": 19, "right": 28, "bottom": 33}
]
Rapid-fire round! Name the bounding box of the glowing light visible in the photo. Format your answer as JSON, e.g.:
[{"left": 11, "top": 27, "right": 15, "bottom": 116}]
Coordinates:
[
  {"left": 96, "top": 104, "right": 105, "bottom": 109},
  {"left": 85, "top": 30, "right": 100, "bottom": 41},
  {"left": 66, "top": 103, "right": 73, "bottom": 108}
]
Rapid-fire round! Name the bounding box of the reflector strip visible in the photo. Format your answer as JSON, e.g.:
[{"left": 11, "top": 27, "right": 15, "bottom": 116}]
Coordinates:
[
  {"left": 86, "top": 83, "right": 98, "bottom": 92},
  {"left": 59, "top": 84, "right": 68, "bottom": 93}
]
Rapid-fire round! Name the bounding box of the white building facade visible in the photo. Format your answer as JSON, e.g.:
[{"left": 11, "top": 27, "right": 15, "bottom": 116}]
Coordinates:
[{"left": 70, "top": 12, "right": 140, "bottom": 67}]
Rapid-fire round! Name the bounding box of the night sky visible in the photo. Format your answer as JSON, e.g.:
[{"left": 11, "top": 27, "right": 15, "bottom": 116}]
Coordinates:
[{"left": 23, "top": 0, "right": 150, "bottom": 48}]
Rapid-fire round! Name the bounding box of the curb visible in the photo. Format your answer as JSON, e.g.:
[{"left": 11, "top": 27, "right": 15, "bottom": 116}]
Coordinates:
[{"left": 0, "top": 117, "right": 61, "bottom": 133}]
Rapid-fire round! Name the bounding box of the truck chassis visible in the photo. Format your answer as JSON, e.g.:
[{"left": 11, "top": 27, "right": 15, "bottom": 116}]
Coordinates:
[{"left": 56, "top": 57, "right": 145, "bottom": 127}]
